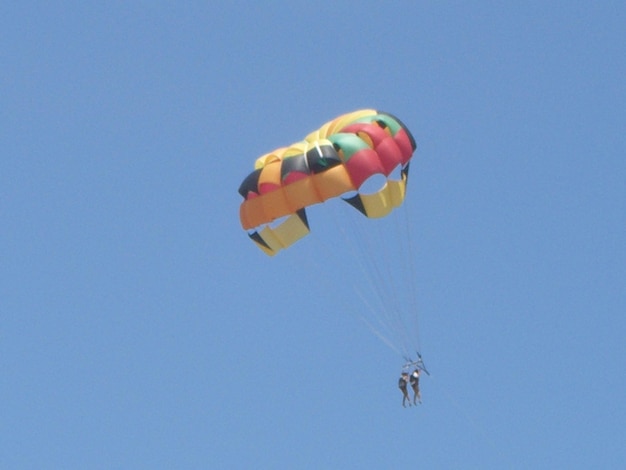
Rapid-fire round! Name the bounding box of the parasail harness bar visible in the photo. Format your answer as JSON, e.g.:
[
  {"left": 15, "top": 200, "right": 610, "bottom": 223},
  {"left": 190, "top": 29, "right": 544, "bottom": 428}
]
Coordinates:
[{"left": 402, "top": 352, "right": 430, "bottom": 376}]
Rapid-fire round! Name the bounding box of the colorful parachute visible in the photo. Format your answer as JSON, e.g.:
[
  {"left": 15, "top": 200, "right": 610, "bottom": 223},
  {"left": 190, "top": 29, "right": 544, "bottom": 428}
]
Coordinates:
[
  {"left": 238, "top": 109, "right": 424, "bottom": 363},
  {"left": 238, "top": 109, "right": 417, "bottom": 255}
]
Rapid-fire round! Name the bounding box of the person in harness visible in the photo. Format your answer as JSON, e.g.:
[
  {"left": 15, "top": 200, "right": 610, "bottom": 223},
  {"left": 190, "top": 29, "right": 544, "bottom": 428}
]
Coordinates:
[
  {"left": 398, "top": 372, "right": 411, "bottom": 407},
  {"left": 409, "top": 369, "right": 421, "bottom": 405}
]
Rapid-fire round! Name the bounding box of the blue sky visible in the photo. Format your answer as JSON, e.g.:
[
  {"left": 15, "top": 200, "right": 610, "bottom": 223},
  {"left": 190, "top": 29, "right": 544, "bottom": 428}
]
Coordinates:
[{"left": 2, "top": 1, "right": 625, "bottom": 468}]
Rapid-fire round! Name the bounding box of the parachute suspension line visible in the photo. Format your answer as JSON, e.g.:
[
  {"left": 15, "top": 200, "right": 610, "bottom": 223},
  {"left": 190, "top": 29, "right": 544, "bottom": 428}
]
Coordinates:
[
  {"left": 372, "top": 215, "right": 415, "bottom": 358},
  {"left": 352, "top": 287, "right": 404, "bottom": 356},
  {"left": 358, "top": 194, "right": 419, "bottom": 359},
  {"left": 344, "top": 217, "right": 403, "bottom": 343},
  {"left": 328, "top": 198, "right": 417, "bottom": 360},
  {"left": 379, "top": 206, "right": 414, "bottom": 356},
  {"left": 315, "top": 202, "right": 391, "bottom": 346},
  {"left": 327, "top": 203, "right": 406, "bottom": 352},
  {"left": 395, "top": 199, "right": 422, "bottom": 355},
  {"left": 290, "top": 218, "right": 403, "bottom": 357},
  {"left": 353, "top": 221, "right": 404, "bottom": 346},
  {"left": 280, "top": 187, "right": 422, "bottom": 363}
]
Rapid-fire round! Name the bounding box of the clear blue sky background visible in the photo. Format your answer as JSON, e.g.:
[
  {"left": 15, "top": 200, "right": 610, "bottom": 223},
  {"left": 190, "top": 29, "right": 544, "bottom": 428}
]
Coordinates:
[{"left": 2, "top": 2, "right": 625, "bottom": 469}]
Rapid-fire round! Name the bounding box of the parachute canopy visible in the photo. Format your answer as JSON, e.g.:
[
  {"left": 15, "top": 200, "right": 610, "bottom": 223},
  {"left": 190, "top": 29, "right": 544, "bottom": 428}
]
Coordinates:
[{"left": 238, "top": 109, "right": 417, "bottom": 255}]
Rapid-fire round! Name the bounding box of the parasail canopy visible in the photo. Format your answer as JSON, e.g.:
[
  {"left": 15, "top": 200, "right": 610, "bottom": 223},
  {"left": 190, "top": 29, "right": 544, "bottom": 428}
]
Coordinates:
[{"left": 238, "top": 109, "right": 417, "bottom": 255}]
